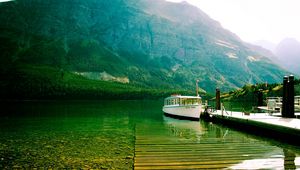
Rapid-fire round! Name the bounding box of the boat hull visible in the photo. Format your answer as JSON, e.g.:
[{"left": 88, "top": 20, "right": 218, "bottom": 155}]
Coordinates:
[{"left": 163, "top": 105, "right": 201, "bottom": 120}]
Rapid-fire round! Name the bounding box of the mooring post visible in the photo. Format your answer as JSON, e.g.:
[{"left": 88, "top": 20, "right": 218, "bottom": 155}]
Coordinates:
[
  {"left": 282, "top": 76, "right": 288, "bottom": 117},
  {"left": 216, "top": 89, "right": 220, "bottom": 110},
  {"left": 287, "top": 75, "right": 295, "bottom": 118},
  {"left": 257, "top": 89, "right": 263, "bottom": 106}
]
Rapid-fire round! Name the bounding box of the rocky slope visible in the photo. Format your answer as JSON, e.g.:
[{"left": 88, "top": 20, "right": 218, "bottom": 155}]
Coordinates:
[{"left": 0, "top": 0, "right": 288, "bottom": 92}]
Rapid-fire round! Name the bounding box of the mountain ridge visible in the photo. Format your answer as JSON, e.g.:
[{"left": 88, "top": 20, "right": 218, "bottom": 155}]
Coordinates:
[
  {"left": 253, "top": 38, "right": 300, "bottom": 75},
  {"left": 0, "top": 0, "right": 288, "bottom": 93},
  {"left": 253, "top": 40, "right": 277, "bottom": 54}
]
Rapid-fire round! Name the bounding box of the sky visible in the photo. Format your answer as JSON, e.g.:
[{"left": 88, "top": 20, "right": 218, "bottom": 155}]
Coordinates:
[{"left": 166, "top": 0, "right": 300, "bottom": 44}]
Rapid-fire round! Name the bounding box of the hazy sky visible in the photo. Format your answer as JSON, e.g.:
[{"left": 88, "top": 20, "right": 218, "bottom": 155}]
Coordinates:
[{"left": 166, "top": 0, "right": 300, "bottom": 44}]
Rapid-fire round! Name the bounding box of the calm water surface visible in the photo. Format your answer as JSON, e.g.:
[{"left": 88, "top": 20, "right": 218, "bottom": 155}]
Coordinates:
[{"left": 0, "top": 100, "right": 299, "bottom": 169}]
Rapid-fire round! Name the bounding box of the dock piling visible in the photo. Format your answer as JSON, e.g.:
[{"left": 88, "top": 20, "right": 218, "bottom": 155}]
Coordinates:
[
  {"left": 257, "top": 89, "right": 263, "bottom": 106},
  {"left": 216, "top": 89, "right": 220, "bottom": 110},
  {"left": 287, "top": 75, "right": 295, "bottom": 118},
  {"left": 282, "top": 75, "right": 295, "bottom": 118},
  {"left": 282, "top": 76, "right": 288, "bottom": 117}
]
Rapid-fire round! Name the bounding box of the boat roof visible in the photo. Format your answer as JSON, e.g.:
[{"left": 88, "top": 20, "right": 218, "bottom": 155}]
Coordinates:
[{"left": 165, "top": 95, "right": 201, "bottom": 100}]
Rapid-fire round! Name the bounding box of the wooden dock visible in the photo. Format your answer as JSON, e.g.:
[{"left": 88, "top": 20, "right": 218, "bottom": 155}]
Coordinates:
[
  {"left": 134, "top": 120, "right": 288, "bottom": 169},
  {"left": 209, "top": 110, "right": 300, "bottom": 144}
]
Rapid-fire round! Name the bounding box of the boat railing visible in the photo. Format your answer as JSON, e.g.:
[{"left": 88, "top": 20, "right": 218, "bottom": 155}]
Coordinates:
[
  {"left": 221, "top": 103, "right": 230, "bottom": 116},
  {"left": 266, "top": 96, "right": 300, "bottom": 111},
  {"left": 295, "top": 96, "right": 300, "bottom": 105},
  {"left": 295, "top": 96, "right": 300, "bottom": 110},
  {"left": 266, "top": 97, "right": 281, "bottom": 111}
]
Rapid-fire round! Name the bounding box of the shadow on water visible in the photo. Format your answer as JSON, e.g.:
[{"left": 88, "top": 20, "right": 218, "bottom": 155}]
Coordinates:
[{"left": 0, "top": 100, "right": 299, "bottom": 169}]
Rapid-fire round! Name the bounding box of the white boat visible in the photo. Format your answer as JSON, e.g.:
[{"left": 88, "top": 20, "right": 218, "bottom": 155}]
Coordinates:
[{"left": 163, "top": 95, "right": 202, "bottom": 120}]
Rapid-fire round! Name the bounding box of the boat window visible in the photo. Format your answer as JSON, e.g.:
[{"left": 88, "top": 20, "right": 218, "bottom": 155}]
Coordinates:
[
  {"left": 182, "top": 99, "right": 186, "bottom": 105},
  {"left": 193, "top": 99, "right": 198, "bottom": 104},
  {"left": 199, "top": 99, "right": 202, "bottom": 104},
  {"left": 166, "top": 98, "right": 201, "bottom": 106}
]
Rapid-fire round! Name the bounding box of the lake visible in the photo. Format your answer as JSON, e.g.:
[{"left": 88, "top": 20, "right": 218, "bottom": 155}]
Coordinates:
[{"left": 0, "top": 100, "right": 299, "bottom": 169}]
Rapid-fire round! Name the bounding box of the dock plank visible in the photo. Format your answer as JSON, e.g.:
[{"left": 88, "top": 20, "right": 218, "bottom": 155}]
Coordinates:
[
  {"left": 135, "top": 160, "right": 243, "bottom": 166},
  {"left": 134, "top": 122, "right": 282, "bottom": 169}
]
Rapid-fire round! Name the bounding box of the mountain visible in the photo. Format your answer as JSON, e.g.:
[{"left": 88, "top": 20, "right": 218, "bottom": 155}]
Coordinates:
[
  {"left": 247, "top": 42, "right": 281, "bottom": 66},
  {"left": 0, "top": 0, "right": 288, "bottom": 93},
  {"left": 275, "top": 38, "right": 300, "bottom": 75},
  {"left": 253, "top": 40, "right": 277, "bottom": 54}
]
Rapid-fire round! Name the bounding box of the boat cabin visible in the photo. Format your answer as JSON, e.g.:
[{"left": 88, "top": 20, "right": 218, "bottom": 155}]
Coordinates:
[{"left": 164, "top": 95, "right": 202, "bottom": 106}]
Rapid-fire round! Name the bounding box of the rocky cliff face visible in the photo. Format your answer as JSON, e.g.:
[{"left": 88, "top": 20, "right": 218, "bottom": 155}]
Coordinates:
[{"left": 0, "top": 0, "right": 288, "bottom": 92}]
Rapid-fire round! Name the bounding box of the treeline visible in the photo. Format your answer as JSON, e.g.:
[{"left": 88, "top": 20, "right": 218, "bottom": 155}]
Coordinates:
[
  {"left": 0, "top": 64, "right": 190, "bottom": 100},
  {"left": 221, "top": 79, "right": 300, "bottom": 103}
]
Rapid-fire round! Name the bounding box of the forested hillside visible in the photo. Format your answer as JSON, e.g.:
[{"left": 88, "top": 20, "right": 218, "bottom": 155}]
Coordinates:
[{"left": 0, "top": 0, "right": 289, "bottom": 99}]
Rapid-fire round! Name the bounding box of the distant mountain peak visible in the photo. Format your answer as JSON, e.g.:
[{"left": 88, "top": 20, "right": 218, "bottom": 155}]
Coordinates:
[
  {"left": 274, "top": 38, "right": 300, "bottom": 75},
  {"left": 276, "top": 38, "right": 300, "bottom": 50}
]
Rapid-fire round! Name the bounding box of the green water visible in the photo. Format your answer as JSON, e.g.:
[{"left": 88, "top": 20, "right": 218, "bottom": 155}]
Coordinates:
[{"left": 0, "top": 100, "right": 299, "bottom": 169}]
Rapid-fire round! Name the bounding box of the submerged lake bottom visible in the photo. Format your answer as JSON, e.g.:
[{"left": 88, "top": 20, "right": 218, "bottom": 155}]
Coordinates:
[{"left": 0, "top": 100, "right": 299, "bottom": 169}]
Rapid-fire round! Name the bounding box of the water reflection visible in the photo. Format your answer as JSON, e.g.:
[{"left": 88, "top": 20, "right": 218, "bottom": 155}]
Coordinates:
[
  {"left": 284, "top": 149, "right": 296, "bottom": 170},
  {"left": 229, "top": 148, "right": 297, "bottom": 170},
  {"left": 0, "top": 100, "right": 299, "bottom": 169},
  {"left": 160, "top": 115, "right": 300, "bottom": 169},
  {"left": 163, "top": 116, "right": 205, "bottom": 142}
]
